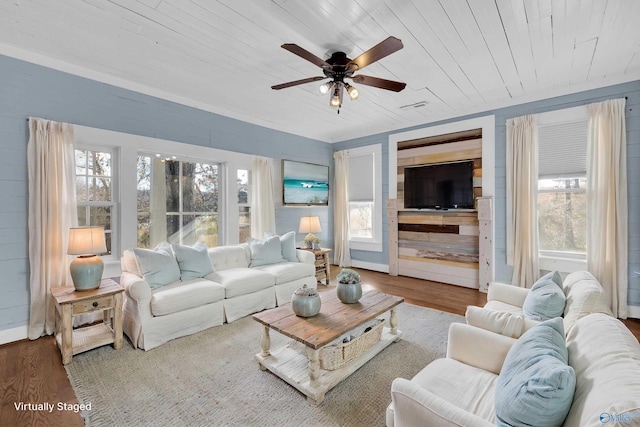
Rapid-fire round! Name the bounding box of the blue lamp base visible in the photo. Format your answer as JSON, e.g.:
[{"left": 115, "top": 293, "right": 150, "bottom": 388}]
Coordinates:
[{"left": 70, "top": 255, "right": 104, "bottom": 291}]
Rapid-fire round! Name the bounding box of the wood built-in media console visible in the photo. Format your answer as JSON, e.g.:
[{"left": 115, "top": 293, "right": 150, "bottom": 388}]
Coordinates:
[
  {"left": 387, "top": 201, "right": 480, "bottom": 289},
  {"left": 388, "top": 127, "right": 493, "bottom": 291}
]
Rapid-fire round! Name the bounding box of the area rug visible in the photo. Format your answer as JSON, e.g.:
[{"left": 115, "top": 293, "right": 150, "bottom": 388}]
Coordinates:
[{"left": 66, "top": 303, "right": 463, "bottom": 427}]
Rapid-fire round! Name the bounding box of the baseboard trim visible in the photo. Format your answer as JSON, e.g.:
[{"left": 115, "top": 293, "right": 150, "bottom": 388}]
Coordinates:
[
  {"left": 627, "top": 305, "right": 640, "bottom": 319},
  {"left": 350, "top": 260, "right": 389, "bottom": 273},
  {"left": 0, "top": 325, "right": 28, "bottom": 345}
]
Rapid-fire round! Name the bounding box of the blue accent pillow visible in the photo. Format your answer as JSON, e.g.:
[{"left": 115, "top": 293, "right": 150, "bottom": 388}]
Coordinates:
[
  {"left": 523, "top": 271, "right": 566, "bottom": 321},
  {"left": 265, "top": 231, "right": 298, "bottom": 262},
  {"left": 247, "top": 235, "right": 286, "bottom": 267},
  {"left": 132, "top": 244, "right": 181, "bottom": 290},
  {"left": 495, "top": 317, "right": 576, "bottom": 427},
  {"left": 172, "top": 242, "right": 214, "bottom": 280}
]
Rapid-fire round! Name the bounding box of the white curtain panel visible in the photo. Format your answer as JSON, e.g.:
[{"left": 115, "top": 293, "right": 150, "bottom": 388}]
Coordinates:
[
  {"left": 587, "top": 98, "right": 628, "bottom": 318},
  {"left": 333, "top": 150, "right": 351, "bottom": 267},
  {"left": 27, "top": 117, "right": 78, "bottom": 339},
  {"left": 149, "top": 157, "right": 168, "bottom": 247},
  {"left": 506, "top": 114, "right": 540, "bottom": 288},
  {"left": 250, "top": 156, "right": 276, "bottom": 238}
]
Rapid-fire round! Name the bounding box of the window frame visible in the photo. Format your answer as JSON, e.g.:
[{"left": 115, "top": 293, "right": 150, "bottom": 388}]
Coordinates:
[
  {"left": 347, "top": 144, "right": 382, "bottom": 252},
  {"left": 536, "top": 106, "right": 588, "bottom": 272},
  {"left": 74, "top": 145, "right": 119, "bottom": 262},
  {"left": 136, "top": 153, "right": 224, "bottom": 248}
]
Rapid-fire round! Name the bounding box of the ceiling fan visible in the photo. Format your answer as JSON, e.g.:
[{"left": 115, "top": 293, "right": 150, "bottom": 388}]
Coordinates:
[{"left": 272, "top": 36, "right": 406, "bottom": 112}]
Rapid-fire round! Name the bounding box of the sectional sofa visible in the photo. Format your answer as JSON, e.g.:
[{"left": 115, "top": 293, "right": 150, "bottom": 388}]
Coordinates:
[
  {"left": 386, "top": 271, "right": 640, "bottom": 426},
  {"left": 120, "top": 233, "right": 317, "bottom": 350}
]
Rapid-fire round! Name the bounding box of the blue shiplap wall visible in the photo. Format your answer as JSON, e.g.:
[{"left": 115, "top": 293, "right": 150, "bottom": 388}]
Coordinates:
[
  {"left": 0, "top": 54, "right": 331, "bottom": 334},
  {"left": 334, "top": 80, "right": 640, "bottom": 309}
]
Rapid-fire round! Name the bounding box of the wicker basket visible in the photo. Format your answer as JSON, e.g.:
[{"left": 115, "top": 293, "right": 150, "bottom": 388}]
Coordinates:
[{"left": 319, "top": 319, "right": 384, "bottom": 370}]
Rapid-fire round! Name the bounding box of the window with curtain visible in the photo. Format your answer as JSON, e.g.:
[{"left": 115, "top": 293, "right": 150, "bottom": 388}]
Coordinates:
[
  {"left": 238, "top": 169, "right": 251, "bottom": 243},
  {"left": 136, "top": 155, "right": 222, "bottom": 248},
  {"left": 75, "top": 148, "right": 116, "bottom": 258},
  {"left": 347, "top": 144, "right": 382, "bottom": 251},
  {"left": 537, "top": 108, "right": 588, "bottom": 261}
]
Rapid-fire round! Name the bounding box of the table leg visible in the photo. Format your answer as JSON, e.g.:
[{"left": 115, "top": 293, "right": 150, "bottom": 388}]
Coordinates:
[
  {"left": 390, "top": 307, "right": 400, "bottom": 341},
  {"left": 306, "top": 347, "right": 324, "bottom": 405},
  {"left": 113, "top": 292, "right": 123, "bottom": 350},
  {"left": 260, "top": 325, "right": 271, "bottom": 357},
  {"left": 61, "top": 304, "right": 73, "bottom": 365}
]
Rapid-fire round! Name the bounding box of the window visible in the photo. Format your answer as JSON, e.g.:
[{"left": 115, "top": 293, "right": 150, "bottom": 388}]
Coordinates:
[
  {"left": 136, "top": 155, "right": 221, "bottom": 248},
  {"left": 537, "top": 108, "right": 588, "bottom": 260},
  {"left": 238, "top": 169, "right": 251, "bottom": 243},
  {"left": 347, "top": 144, "right": 382, "bottom": 251},
  {"left": 75, "top": 148, "right": 116, "bottom": 257}
]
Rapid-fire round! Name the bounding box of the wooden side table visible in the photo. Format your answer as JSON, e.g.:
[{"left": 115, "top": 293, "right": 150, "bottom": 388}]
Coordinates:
[
  {"left": 51, "top": 278, "right": 124, "bottom": 364},
  {"left": 300, "top": 248, "right": 332, "bottom": 285}
]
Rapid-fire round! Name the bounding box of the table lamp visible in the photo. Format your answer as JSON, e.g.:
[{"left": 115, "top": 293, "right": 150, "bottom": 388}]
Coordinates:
[
  {"left": 67, "top": 226, "right": 107, "bottom": 291},
  {"left": 298, "top": 216, "right": 321, "bottom": 248}
]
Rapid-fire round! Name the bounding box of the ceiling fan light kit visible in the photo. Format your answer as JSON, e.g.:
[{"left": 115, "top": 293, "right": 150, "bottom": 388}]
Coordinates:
[{"left": 272, "top": 36, "right": 406, "bottom": 113}]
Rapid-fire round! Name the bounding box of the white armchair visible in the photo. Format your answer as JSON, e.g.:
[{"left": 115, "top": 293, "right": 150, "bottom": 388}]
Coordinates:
[{"left": 386, "top": 323, "right": 516, "bottom": 427}]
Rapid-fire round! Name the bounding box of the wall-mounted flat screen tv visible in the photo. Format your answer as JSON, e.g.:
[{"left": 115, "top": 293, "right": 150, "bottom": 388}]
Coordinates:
[
  {"left": 404, "top": 161, "right": 474, "bottom": 209},
  {"left": 282, "top": 160, "right": 329, "bottom": 206}
]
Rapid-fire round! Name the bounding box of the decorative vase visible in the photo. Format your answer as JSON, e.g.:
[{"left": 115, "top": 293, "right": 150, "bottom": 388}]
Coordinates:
[
  {"left": 337, "top": 281, "right": 362, "bottom": 304},
  {"left": 291, "top": 284, "right": 321, "bottom": 317}
]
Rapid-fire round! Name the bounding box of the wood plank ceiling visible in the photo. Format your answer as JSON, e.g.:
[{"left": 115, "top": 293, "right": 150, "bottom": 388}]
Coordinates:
[{"left": 1, "top": 0, "right": 639, "bottom": 142}]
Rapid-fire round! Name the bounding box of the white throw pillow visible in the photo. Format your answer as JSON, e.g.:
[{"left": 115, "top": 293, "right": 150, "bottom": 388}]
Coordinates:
[
  {"left": 172, "top": 242, "right": 214, "bottom": 280},
  {"left": 132, "top": 243, "right": 181, "bottom": 289},
  {"left": 247, "top": 235, "right": 286, "bottom": 267}
]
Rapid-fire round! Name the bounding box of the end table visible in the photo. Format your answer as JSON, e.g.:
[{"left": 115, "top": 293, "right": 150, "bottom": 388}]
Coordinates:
[
  {"left": 51, "top": 278, "right": 124, "bottom": 364},
  {"left": 300, "top": 248, "right": 332, "bottom": 285}
]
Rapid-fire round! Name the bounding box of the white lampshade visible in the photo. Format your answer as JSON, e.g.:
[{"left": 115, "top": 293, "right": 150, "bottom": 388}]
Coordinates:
[
  {"left": 298, "top": 216, "right": 321, "bottom": 234},
  {"left": 67, "top": 226, "right": 107, "bottom": 255}
]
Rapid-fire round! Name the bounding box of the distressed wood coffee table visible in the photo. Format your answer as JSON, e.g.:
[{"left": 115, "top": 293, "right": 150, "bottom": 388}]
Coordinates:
[{"left": 253, "top": 290, "right": 404, "bottom": 405}]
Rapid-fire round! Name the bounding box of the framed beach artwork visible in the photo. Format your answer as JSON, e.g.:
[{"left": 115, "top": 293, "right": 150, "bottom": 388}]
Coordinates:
[{"left": 282, "top": 160, "right": 329, "bottom": 206}]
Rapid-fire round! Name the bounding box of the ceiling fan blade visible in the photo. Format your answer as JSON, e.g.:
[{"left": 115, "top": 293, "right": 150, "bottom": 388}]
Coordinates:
[
  {"left": 347, "top": 36, "right": 403, "bottom": 70},
  {"left": 271, "top": 76, "right": 326, "bottom": 90},
  {"left": 281, "top": 44, "right": 332, "bottom": 69},
  {"left": 350, "top": 75, "right": 406, "bottom": 92}
]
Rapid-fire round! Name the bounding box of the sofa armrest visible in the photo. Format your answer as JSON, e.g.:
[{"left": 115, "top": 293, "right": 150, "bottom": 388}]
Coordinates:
[
  {"left": 487, "top": 281, "right": 530, "bottom": 307},
  {"left": 120, "top": 271, "right": 152, "bottom": 303},
  {"left": 446, "top": 323, "right": 516, "bottom": 375},
  {"left": 296, "top": 249, "right": 315, "bottom": 265},
  {"left": 390, "top": 378, "right": 495, "bottom": 427}
]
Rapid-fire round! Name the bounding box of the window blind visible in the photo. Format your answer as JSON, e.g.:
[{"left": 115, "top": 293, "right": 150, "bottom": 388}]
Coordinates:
[
  {"left": 348, "top": 153, "right": 374, "bottom": 201},
  {"left": 538, "top": 119, "right": 588, "bottom": 178}
]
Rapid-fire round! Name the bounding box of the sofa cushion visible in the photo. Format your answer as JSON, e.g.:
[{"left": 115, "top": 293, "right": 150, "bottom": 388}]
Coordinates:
[
  {"left": 522, "top": 271, "right": 566, "bottom": 321},
  {"left": 495, "top": 318, "right": 575, "bottom": 427},
  {"left": 266, "top": 231, "right": 297, "bottom": 262},
  {"left": 253, "top": 262, "right": 315, "bottom": 285},
  {"left": 172, "top": 242, "right": 214, "bottom": 280},
  {"left": 208, "top": 244, "right": 250, "bottom": 271},
  {"left": 562, "top": 271, "right": 612, "bottom": 332},
  {"left": 132, "top": 245, "right": 181, "bottom": 290},
  {"left": 564, "top": 313, "right": 640, "bottom": 427},
  {"left": 410, "top": 358, "right": 498, "bottom": 422},
  {"left": 247, "top": 236, "right": 287, "bottom": 267},
  {"left": 150, "top": 278, "right": 225, "bottom": 316},
  {"left": 206, "top": 268, "right": 275, "bottom": 298}
]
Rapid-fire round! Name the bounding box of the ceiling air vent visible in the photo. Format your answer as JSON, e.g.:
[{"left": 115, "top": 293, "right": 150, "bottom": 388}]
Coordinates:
[{"left": 400, "top": 101, "right": 428, "bottom": 110}]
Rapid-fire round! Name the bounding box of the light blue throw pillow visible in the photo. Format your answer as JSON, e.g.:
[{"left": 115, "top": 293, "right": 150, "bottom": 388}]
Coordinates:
[
  {"left": 495, "top": 317, "right": 576, "bottom": 427},
  {"left": 523, "top": 271, "right": 566, "bottom": 321},
  {"left": 172, "top": 242, "right": 214, "bottom": 280},
  {"left": 265, "top": 231, "right": 298, "bottom": 262},
  {"left": 247, "top": 235, "right": 286, "bottom": 267},
  {"left": 132, "top": 244, "right": 181, "bottom": 290}
]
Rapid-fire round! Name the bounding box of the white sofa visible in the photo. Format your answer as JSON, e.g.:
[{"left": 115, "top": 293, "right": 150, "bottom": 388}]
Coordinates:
[
  {"left": 386, "top": 312, "right": 640, "bottom": 426},
  {"left": 465, "top": 271, "right": 613, "bottom": 338},
  {"left": 120, "top": 243, "right": 316, "bottom": 350}
]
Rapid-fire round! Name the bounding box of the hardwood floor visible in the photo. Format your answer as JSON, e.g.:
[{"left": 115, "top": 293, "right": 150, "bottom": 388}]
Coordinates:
[{"left": 1, "top": 266, "right": 639, "bottom": 426}]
